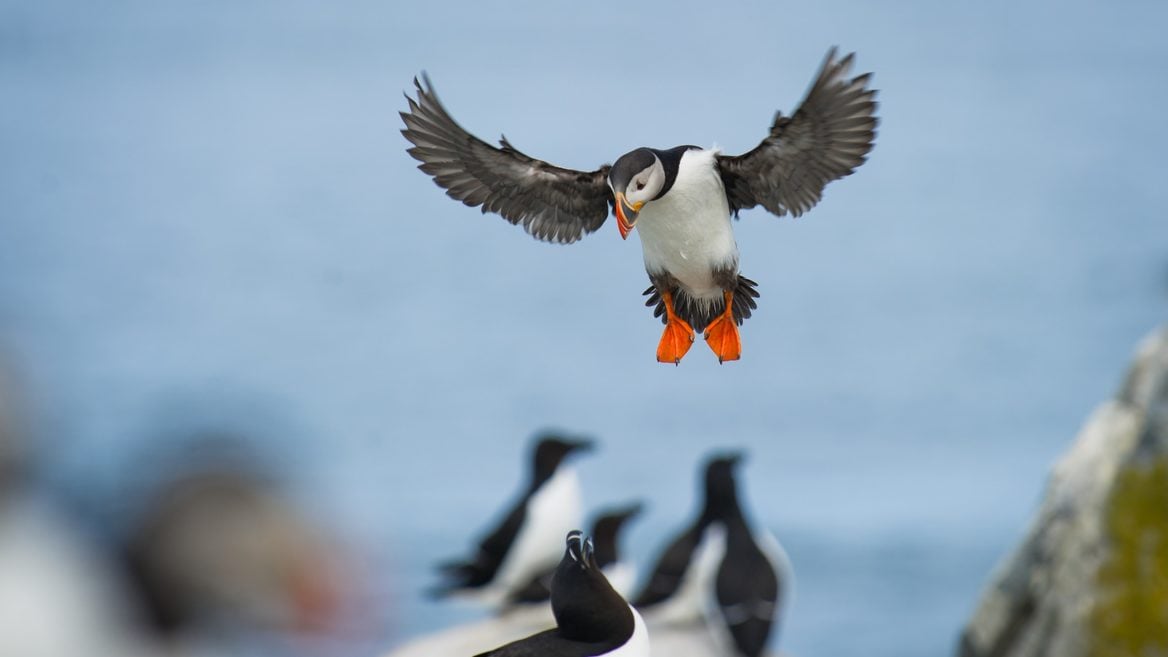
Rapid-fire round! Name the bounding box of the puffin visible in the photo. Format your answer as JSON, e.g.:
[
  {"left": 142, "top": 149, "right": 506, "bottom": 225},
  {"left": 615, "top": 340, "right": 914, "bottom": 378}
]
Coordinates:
[
  {"left": 400, "top": 48, "right": 878, "bottom": 364},
  {"left": 472, "top": 530, "right": 650, "bottom": 657},
  {"left": 632, "top": 452, "right": 790, "bottom": 657},
  {"left": 432, "top": 434, "right": 594, "bottom": 606}
]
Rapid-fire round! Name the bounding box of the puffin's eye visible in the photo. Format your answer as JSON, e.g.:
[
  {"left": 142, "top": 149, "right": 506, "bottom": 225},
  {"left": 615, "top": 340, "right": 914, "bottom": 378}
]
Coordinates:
[{"left": 635, "top": 180, "right": 646, "bottom": 191}]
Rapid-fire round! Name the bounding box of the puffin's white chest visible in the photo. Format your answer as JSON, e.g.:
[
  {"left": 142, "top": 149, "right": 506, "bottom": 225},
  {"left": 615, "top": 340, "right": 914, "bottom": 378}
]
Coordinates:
[{"left": 635, "top": 149, "right": 739, "bottom": 300}]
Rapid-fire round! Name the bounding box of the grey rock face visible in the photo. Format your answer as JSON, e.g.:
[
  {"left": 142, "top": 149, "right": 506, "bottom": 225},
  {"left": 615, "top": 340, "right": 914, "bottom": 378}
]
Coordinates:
[
  {"left": 0, "top": 364, "right": 28, "bottom": 501},
  {"left": 958, "top": 327, "right": 1168, "bottom": 657}
]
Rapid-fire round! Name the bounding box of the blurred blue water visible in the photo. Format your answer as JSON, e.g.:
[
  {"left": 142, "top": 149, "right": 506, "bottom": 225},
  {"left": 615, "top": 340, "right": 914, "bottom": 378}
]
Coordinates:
[{"left": 1, "top": 1, "right": 1167, "bottom": 656}]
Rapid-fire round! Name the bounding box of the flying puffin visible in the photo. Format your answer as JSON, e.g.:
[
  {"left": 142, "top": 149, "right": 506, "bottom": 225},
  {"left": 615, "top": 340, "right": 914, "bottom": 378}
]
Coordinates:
[
  {"left": 473, "top": 530, "right": 650, "bottom": 657},
  {"left": 431, "top": 434, "right": 593, "bottom": 606},
  {"left": 400, "top": 48, "right": 878, "bottom": 364},
  {"left": 632, "top": 452, "right": 791, "bottom": 657}
]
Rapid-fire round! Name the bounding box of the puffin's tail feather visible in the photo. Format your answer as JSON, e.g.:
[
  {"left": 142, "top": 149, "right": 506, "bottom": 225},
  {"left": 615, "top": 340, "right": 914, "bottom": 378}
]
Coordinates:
[
  {"left": 731, "top": 276, "right": 761, "bottom": 324},
  {"left": 643, "top": 276, "right": 759, "bottom": 332}
]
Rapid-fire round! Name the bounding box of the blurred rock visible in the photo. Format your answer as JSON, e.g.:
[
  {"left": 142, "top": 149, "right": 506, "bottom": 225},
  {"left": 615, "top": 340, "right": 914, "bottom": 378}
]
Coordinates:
[
  {"left": 958, "top": 326, "right": 1168, "bottom": 657},
  {"left": 0, "top": 359, "right": 27, "bottom": 501}
]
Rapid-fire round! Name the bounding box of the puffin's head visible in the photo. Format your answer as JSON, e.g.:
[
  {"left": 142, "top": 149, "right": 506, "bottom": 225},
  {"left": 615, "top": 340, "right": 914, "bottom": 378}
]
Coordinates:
[{"left": 608, "top": 148, "right": 665, "bottom": 239}]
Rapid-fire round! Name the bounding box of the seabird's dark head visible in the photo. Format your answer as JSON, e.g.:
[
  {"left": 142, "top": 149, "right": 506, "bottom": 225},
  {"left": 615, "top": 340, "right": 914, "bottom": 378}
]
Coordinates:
[
  {"left": 552, "top": 531, "right": 635, "bottom": 643},
  {"left": 589, "top": 502, "right": 643, "bottom": 569},
  {"left": 608, "top": 148, "right": 664, "bottom": 240},
  {"left": 531, "top": 433, "right": 594, "bottom": 487},
  {"left": 608, "top": 146, "right": 697, "bottom": 239},
  {"left": 702, "top": 450, "right": 745, "bottom": 521}
]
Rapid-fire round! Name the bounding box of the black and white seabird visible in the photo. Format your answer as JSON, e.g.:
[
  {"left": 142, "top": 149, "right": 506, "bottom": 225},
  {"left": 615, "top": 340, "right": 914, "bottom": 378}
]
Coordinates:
[
  {"left": 473, "top": 530, "right": 649, "bottom": 657},
  {"left": 633, "top": 453, "right": 790, "bottom": 657},
  {"left": 509, "top": 502, "right": 644, "bottom": 604},
  {"left": 387, "top": 505, "right": 641, "bottom": 657},
  {"left": 433, "top": 434, "right": 594, "bottom": 606},
  {"left": 401, "top": 48, "right": 878, "bottom": 364}
]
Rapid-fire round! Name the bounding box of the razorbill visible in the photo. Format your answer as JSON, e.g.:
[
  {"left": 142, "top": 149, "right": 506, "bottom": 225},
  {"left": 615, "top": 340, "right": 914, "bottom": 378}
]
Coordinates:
[
  {"left": 473, "top": 530, "right": 649, "bottom": 657},
  {"left": 633, "top": 452, "right": 790, "bottom": 657},
  {"left": 385, "top": 504, "right": 640, "bottom": 657},
  {"left": 401, "top": 48, "right": 877, "bottom": 363},
  {"left": 432, "top": 434, "right": 593, "bottom": 606}
]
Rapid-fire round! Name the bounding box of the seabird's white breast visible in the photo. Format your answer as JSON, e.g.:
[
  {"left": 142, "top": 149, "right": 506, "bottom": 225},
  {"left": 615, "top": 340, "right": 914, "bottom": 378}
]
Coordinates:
[
  {"left": 490, "top": 467, "right": 582, "bottom": 602},
  {"left": 640, "top": 523, "right": 727, "bottom": 627},
  {"left": 635, "top": 149, "right": 738, "bottom": 301},
  {"left": 602, "top": 605, "right": 651, "bottom": 657},
  {"left": 602, "top": 561, "right": 636, "bottom": 599},
  {"left": 757, "top": 529, "right": 794, "bottom": 624},
  {"left": 383, "top": 605, "right": 555, "bottom": 657}
]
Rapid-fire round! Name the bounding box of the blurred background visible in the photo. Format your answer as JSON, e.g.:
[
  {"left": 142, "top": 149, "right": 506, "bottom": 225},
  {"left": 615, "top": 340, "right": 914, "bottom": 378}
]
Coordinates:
[{"left": 1, "top": 1, "right": 1167, "bottom": 656}]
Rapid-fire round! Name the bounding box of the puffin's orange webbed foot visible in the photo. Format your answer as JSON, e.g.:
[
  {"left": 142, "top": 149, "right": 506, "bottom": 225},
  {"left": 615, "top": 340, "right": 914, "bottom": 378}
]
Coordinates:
[
  {"left": 657, "top": 318, "right": 695, "bottom": 365},
  {"left": 655, "top": 289, "right": 695, "bottom": 365},
  {"left": 703, "top": 291, "right": 741, "bottom": 363}
]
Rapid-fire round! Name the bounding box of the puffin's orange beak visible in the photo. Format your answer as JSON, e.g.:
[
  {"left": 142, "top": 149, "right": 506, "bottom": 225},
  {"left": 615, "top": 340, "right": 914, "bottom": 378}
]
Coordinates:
[{"left": 614, "top": 192, "right": 642, "bottom": 240}]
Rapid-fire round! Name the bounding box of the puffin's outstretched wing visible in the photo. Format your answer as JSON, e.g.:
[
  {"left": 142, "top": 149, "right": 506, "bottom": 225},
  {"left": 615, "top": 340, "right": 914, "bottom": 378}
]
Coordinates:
[
  {"left": 401, "top": 75, "right": 614, "bottom": 244},
  {"left": 717, "top": 48, "right": 878, "bottom": 218}
]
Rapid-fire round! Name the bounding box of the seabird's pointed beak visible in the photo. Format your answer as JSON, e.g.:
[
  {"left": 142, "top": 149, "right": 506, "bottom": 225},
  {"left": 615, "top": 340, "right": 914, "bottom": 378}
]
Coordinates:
[
  {"left": 566, "top": 530, "right": 587, "bottom": 564},
  {"left": 614, "top": 192, "right": 642, "bottom": 240},
  {"left": 566, "top": 437, "right": 595, "bottom": 455},
  {"left": 582, "top": 535, "right": 598, "bottom": 569},
  {"left": 614, "top": 502, "right": 644, "bottom": 523}
]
